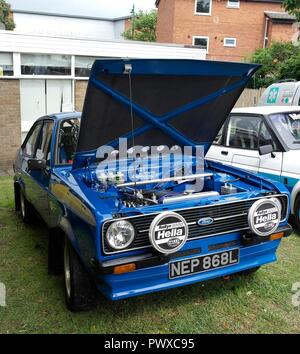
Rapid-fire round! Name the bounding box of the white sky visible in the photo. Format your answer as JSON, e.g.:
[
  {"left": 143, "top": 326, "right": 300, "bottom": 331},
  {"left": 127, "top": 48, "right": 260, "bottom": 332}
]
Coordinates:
[{"left": 8, "top": 0, "right": 156, "bottom": 18}]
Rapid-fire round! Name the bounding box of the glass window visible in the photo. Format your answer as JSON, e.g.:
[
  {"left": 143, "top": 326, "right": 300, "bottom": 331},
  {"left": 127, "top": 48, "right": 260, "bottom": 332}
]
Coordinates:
[
  {"left": 269, "top": 112, "right": 300, "bottom": 150},
  {"left": 213, "top": 125, "right": 224, "bottom": 145},
  {"left": 75, "top": 56, "right": 96, "bottom": 77},
  {"left": 23, "top": 122, "right": 43, "bottom": 157},
  {"left": 227, "top": 115, "right": 261, "bottom": 150},
  {"left": 224, "top": 38, "right": 237, "bottom": 47},
  {"left": 57, "top": 118, "right": 80, "bottom": 164},
  {"left": 259, "top": 122, "right": 276, "bottom": 150},
  {"left": 21, "top": 54, "right": 71, "bottom": 76},
  {"left": 35, "top": 121, "right": 54, "bottom": 162},
  {"left": 193, "top": 36, "right": 209, "bottom": 53},
  {"left": 0, "top": 52, "right": 13, "bottom": 77},
  {"left": 195, "top": 0, "right": 212, "bottom": 14},
  {"left": 227, "top": 0, "right": 240, "bottom": 8}
]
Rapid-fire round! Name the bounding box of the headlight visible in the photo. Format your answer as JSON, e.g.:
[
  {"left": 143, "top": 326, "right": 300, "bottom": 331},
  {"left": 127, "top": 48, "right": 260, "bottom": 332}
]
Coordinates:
[{"left": 106, "top": 220, "right": 135, "bottom": 250}]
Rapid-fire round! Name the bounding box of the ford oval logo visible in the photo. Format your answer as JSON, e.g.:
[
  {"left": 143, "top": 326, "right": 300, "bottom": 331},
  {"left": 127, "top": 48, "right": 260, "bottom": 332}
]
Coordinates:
[{"left": 198, "top": 217, "right": 214, "bottom": 226}]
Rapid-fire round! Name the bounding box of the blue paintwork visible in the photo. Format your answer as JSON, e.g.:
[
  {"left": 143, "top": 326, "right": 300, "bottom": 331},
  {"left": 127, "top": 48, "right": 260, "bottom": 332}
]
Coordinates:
[{"left": 13, "top": 59, "right": 292, "bottom": 302}]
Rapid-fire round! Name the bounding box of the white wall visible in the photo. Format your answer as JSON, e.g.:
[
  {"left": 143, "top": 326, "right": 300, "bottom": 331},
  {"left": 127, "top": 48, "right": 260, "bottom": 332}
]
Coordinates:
[{"left": 13, "top": 12, "right": 125, "bottom": 40}]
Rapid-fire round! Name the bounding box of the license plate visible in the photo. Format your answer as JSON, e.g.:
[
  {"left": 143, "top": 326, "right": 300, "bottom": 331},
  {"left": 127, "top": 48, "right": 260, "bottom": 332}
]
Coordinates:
[{"left": 169, "top": 249, "right": 240, "bottom": 279}]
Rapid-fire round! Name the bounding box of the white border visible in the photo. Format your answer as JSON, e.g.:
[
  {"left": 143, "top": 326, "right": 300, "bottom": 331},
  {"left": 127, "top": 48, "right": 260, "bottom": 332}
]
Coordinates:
[
  {"left": 194, "top": 0, "right": 212, "bottom": 16},
  {"left": 223, "top": 37, "right": 237, "bottom": 47},
  {"left": 193, "top": 36, "right": 209, "bottom": 54}
]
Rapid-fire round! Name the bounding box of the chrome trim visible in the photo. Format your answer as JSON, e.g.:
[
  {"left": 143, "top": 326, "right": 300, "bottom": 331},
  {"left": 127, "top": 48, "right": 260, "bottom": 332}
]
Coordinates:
[
  {"left": 116, "top": 173, "right": 213, "bottom": 188},
  {"left": 101, "top": 193, "right": 289, "bottom": 255}
]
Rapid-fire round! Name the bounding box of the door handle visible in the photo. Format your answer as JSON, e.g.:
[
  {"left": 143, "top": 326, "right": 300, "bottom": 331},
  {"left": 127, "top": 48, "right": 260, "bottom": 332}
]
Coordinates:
[{"left": 221, "top": 151, "right": 229, "bottom": 156}]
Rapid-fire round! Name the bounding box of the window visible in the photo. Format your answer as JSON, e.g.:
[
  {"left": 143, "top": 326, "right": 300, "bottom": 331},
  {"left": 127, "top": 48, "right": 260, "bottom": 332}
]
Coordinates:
[
  {"left": 0, "top": 52, "right": 13, "bottom": 77},
  {"left": 57, "top": 118, "right": 80, "bottom": 164},
  {"left": 21, "top": 54, "right": 71, "bottom": 76},
  {"left": 213, "top": 125, "right": 225, "bottom": 145},
  {"left": 35, "top": 121, "right": 54, "bottom": 163},
  {"left": 226, "top": 115, "right": 261, "bottom": 150},
  {"left": 193, "top": 36, "right": 209, "bottom": 53},
  {"left": 23, "top": 122, "right": 43, "bottom": 157},
  {"left": 259, "top": 121, "right": 277, "bottom": 150},
  {"left": 195, "top": 0, "right": 212, "bottom": 15},
  {"left": 227, "top": 0, "right": 240, "bottom": 8},
  {"left": 75, "top": 56, "right": 96, "bottom": 77},
  {"left": 269, "top": 112, "right": 300, "bottom": 150},
  {"left": 224, "top": 38, "right": 237, "bottom": 47}
]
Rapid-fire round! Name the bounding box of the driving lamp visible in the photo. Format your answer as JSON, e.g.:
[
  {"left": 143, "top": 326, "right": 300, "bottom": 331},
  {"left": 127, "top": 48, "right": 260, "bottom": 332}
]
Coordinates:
[{"left": 106, "top": 220, "right": 135, "bottom": 250}]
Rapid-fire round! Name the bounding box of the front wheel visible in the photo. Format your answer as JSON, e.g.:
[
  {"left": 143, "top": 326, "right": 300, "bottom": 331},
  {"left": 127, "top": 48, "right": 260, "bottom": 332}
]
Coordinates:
[
  {"left": 63, "top": 238, "right": 97, "bottom": 312},
  {"left": 19, "top": 189, "right": 35, "bottom": 224},
  {"left": 294, "top": 196, "right": 300, "bottom": 232}
]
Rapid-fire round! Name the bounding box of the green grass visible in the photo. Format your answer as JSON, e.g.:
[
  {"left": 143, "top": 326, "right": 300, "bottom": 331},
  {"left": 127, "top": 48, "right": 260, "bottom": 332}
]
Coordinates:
[{"left": 0, "top": 175, "right": 300, "bottom": 334}]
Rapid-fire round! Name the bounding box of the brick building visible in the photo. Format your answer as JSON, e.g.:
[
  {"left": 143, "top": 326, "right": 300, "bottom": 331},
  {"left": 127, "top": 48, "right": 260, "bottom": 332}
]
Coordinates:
[
  {"left": 156, "top": 0, "right": 299, "bottom": 61},
  {"left": 0, "top": 30, "right": 205, "bottom": 171}
]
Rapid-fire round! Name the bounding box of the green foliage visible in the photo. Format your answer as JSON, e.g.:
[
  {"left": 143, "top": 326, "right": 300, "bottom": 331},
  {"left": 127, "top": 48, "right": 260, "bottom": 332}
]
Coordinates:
[
  {"left": 122, "top": 10, "right": 157, "bottom": 42},
  {"left": 283, "top": 0, "right": 300, "bottom": 22},
  {"left": 248, "top": 42, "right": 300, "bottom": 88},
  {"left": 0, "top": 0, "right": 15, "bottom": 30}
]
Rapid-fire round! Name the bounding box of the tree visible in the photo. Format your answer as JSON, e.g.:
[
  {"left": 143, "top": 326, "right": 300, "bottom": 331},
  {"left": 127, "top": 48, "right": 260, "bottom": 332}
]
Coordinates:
[
  {"left": 283, "top": 0, "right": 300, "bottom": 22},
  {"left": 122, "top": 9, "right": 157, "bottom": 42},
  {"left": 0, "top": 0, "right": 15, "bottom": 30},
  {"left": 248, "top": 42, "right": 300, "bottom": 88}
]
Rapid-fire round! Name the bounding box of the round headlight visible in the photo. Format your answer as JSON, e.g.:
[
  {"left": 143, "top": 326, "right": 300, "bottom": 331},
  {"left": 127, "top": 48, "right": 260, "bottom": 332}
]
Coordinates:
[{"left": 106, "top": 220, "right": 135, "bottom": 250}]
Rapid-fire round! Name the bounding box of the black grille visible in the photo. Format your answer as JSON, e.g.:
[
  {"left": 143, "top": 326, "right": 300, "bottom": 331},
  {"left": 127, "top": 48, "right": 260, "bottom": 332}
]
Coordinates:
[{"left": 102, "top": 195, "right": 288, "bottom": 254}]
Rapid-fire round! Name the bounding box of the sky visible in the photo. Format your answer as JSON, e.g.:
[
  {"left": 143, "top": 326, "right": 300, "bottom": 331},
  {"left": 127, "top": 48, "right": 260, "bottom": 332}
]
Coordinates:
[{"left": 8, "top": 0, "right": 156, "bottom": 18}]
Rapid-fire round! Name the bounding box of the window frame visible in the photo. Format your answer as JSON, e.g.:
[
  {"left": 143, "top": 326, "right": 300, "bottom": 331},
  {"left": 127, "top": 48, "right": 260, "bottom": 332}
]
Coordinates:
[
  {"left": 227, "top": 0, "right": 240, "bottom": 9},
  {"left": 194, "top": 0, "right": 212, "bottom": 16},
  {"left": 192, "top": 36, "right": 210, "bottom": 54},
  {"left": 221, "top": 113, "right": 282, "bottom": 152},
  {"left": 224, "top": 38, "right": 237, "bottom": 47},
  {"left": 22, "top": 121, "right": 44, "bottom": 158}
]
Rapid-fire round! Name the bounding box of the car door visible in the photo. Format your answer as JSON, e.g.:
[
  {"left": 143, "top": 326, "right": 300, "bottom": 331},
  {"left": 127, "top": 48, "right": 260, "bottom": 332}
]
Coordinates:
[
  {"left": 31, "top": 119, "right": 55, "bottom": 221},
  {"left": 257, "top": 119, "right": 283, "bottom": 182},
  {"left": 206, "top": 121, "right": 233, "bottom": 165},
  {"left": 21, "top": 121, "right": 44, "bottom": 206}
]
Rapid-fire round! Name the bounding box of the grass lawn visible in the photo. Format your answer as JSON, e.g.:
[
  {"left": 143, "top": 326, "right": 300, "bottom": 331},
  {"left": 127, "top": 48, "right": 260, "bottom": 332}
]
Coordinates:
[{"left": 0, "top": 175, "right": 300, "bottom": 334}]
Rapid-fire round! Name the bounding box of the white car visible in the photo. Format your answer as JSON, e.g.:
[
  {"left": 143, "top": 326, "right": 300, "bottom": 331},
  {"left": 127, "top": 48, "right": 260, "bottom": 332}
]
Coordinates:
[
  {"left": 258, "top": 81, "right": 300, "bottom": 106},
  {"left": 206, "top": 106, "right": 300, "bottom": 229}
]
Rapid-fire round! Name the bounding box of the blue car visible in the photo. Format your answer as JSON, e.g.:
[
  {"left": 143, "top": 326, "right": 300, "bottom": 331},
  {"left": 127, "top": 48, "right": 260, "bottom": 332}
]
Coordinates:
[{"left": 13, "top": 59, "right": 292, "bottom": 311}]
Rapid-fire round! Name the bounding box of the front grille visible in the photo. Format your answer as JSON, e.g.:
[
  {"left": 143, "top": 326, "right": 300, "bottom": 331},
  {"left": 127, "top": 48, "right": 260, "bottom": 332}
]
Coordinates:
[{"left": 102, "top": 194, "right": 288, "bottom": 254}]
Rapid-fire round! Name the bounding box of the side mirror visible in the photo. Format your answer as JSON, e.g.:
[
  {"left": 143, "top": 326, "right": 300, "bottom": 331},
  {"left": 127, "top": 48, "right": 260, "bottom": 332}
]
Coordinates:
[
  {"left": 27, "top": 158, "right": 46, "bottom": 171},
  {"left": 259, "top": 144, "right": 274, "bottom": 156}
]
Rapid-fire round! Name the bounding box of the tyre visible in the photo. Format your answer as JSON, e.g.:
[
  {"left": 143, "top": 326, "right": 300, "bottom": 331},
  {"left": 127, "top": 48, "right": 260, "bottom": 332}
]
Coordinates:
[
  {"left": 294, "top": 195, "right": 300, "bottom": 232},
  {"left": 238, "top": 266, "right": 260, "bottom": 276},
  {"left": 19, "top": 189, "right": 35, "bottom": 224},
  {"left": 63, "top": 237, "right": 97, "bottom": 312}
]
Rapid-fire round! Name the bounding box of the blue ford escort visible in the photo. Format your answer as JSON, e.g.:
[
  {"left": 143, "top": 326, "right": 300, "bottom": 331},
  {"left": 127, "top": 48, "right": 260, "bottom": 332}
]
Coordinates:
[{"left": 13, "top": 59, "right": 292, "bottom": 311}]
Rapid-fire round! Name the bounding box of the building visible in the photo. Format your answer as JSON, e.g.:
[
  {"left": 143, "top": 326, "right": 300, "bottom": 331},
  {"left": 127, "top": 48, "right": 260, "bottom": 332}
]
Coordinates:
[
  {"left": 11, "top": 9, "right": 131, "bottom": 41},
  {"left": 0, "top": 30, "right": 205, "bottom": 171},
  {"left": 156, "top": 0, "right": 299, "bottom": 62}
]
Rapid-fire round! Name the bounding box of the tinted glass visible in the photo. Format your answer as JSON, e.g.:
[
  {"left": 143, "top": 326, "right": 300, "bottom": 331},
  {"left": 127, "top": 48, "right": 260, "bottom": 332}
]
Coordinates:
[
  {"left": 259, "top": 121, "right": 276, "bottom": 150},
  {"left": 196, "top": 0, "right": 211, "bottom": 14}
]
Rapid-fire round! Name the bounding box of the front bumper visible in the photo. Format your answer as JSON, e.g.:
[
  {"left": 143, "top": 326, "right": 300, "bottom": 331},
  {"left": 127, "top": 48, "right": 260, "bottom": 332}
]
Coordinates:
[{"left": 92, "top": 224, "right": 292, "bottom": 300}]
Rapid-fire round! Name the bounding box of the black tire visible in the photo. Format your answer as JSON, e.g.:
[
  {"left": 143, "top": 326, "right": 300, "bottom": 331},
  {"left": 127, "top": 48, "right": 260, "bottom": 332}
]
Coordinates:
[
  {"left": 238, "top": 266, "right": 260, "bottom": 276},
  {"left": 19, "top": 189, "right": 35, "bottom": 224},
  {"left": 63, "top": 237, "right": 97, "bottom": 312},
  {"left": 294, "top": 195, "right": 300, "bottom": 232}
]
